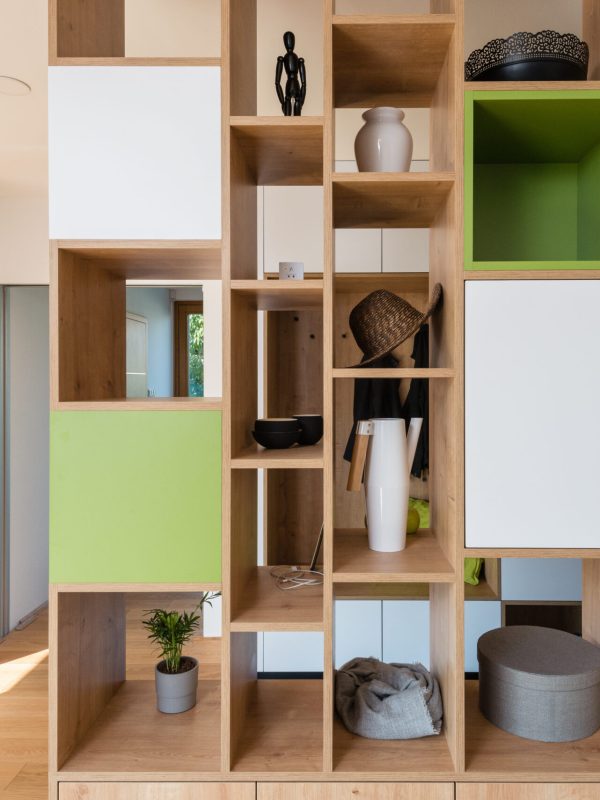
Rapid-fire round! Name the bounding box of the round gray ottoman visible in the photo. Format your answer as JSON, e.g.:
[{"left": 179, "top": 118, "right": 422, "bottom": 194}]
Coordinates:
[{"left": 478, "top": 625, "right": 600, "bottom": 742}]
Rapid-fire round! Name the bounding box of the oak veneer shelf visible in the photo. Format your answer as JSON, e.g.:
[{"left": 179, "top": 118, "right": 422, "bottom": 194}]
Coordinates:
[
  {"left": 332, "top": 14, "right": 455, "bottom": 108},
  {"left": 230, "top": 117, "right": 324, "bottom": 186},
  {"left": 333, "top": 716, "right": 455, "bottom": 775},
  {"left": 56, "top": 240, "right": 222, "bottom": 280},
  {"left": 335, "top": 578, "right": 497, "bottom": 601},
  {"left": 335, "top": 273, "right": 430, "bottom": 293},
  {"left": 55, "top": 398, "right": 222, "bottom": 412},
  {"left": 333, "top": 529, "right": 454, "bottom": 583},
  {"left": 465, "top": 548, "right": 600, "bottom": 559},
  {"left": 231, "top": 441, "right": 324, "bottom": 469},
  {"left": 60, "top": 680, "right": 221, "bottom": 775},
  {"left": 333, "top": 368, "right": 454, "bottom": 379},
  {"left": 464, "top": 680, "right": 600, "bottom": 777},
  {"left": 231, "top": 280, "right": 323, "bottom": 310},
  {"left": 332, "top": 173, "right": 455, "bottom": 229},
  {"left": 230, "top": 567, "right": 323, "bottom": 632},
  {"left": 464, "top": 81, "right": 600, "bottom": 92},
  {"left": 232, "top": 680, "right": 323, "bottom": 773},
  {"left": 50, "top": 57, "right": 221, "bottom": 66}
]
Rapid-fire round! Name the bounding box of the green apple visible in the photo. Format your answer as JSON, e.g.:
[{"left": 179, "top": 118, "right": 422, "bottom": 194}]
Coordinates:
[{"left": 407, "top": 507, "right": 420, "bottom": 534}]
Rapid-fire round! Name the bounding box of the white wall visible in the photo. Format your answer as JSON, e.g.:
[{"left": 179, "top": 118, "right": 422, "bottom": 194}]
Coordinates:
[
  {"left": 0, "top": 188, "right": 49, "bottom": 285},
  {"left": 7, "top": 286, "right": 49, "bottom": 628},
  {"left": 126, "top": 287, "right": 174, "bottom": 398},
  {"left": 201, "top": 281, "right": 222, "bottom": 398},
  {"left": 125, "top": 0, "right": 220, "bottom": 58}
]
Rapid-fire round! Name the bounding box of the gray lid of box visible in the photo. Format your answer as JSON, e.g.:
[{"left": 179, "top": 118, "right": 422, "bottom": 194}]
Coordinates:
[{"left": 477, "top": 626, "right": 600, "bottom": 692}]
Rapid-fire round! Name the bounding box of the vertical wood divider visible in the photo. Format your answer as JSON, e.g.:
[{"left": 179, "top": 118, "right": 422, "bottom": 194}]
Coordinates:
[
  {"left": 583, "top": 0, "right": 600, "bottom": 80},
  {"left": 323, "top": 0, "right": 335, "bottom": 775}
]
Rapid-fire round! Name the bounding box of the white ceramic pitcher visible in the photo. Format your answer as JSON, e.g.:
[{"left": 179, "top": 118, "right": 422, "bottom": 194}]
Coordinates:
[{"left": 348, "top": 417, "right": 423, "bottom": 552}]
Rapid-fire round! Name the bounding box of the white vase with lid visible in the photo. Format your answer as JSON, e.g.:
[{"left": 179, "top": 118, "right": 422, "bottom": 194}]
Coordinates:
[{"left": 354, "top": 107, "right": 413, "bottom": 173}]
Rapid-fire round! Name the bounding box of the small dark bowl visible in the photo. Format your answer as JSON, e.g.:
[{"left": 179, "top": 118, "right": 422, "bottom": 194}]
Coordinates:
[
  {"left": 465, "top": 31, "right": 589, "bottom": 82},
  {"left": 252, "top": 429, "right": 301, "bottom": 449},
  {"left": 255, "top": 418, "right": 301, "bottom": 433},
  {"left": 293, "top": 414, "right": 324, "bottom": 446}
]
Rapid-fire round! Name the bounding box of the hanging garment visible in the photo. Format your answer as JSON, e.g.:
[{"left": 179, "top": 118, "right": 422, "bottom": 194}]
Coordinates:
[
  {"left": 343, "top": 353, "right": 402, "bottom": 462},
  {"left": 401, "top": 325, "right": 429, "bottom": 478}
]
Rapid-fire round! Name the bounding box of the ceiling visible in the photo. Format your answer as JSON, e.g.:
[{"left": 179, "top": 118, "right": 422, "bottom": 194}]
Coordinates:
[{"left": 0, "top": 0, "right": 47, "bottom": 196}]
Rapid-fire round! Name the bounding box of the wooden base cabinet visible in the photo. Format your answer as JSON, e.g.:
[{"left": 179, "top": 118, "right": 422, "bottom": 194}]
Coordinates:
[
  {"left": 457, "top": 785, "right": 600, "bottom": 800},
  {"left": 59, "top": 785, "right": 255, "bottom": 800},
  {"left": 258, "top": 785, "right": 454, "bottom": 800}
]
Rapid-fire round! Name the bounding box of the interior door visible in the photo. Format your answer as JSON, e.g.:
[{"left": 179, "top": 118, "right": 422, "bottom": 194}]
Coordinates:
[{"left": 126, "top": 312, "right": 148, "bottom": 398}]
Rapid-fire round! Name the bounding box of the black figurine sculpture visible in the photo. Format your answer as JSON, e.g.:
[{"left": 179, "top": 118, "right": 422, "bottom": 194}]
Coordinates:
[{"left": 275, "top": 31, "right": 306, "bottom": 116}]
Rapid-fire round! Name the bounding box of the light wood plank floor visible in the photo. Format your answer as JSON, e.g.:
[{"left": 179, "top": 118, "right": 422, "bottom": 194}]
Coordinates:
[{"left": 0, "top": 593, "right": 220, "bottom": 799}]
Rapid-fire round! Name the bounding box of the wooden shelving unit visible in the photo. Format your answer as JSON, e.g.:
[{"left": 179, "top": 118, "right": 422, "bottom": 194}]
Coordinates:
[{"left": 49, "top": 0, "right": 600, "bottom": 797}]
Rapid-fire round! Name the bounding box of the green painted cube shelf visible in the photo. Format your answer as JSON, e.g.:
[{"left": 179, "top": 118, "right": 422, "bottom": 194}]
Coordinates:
[
  {"left": 465, "top": 91, "right": 600, "bottom": 270},
  {"left": 50, "top": 410, "right": 221, "bottom": 583}
]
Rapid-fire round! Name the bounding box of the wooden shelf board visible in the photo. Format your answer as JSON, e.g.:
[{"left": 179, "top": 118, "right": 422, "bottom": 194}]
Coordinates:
[
  {"left": 333, "top": 715, "right": 454, "bottom": 773},
  {"left": 54, "top": 397, "right": 222, "bottom": 412},
  {"left": 333, "top": 529, "right": 454, "bottom": 583},
  {"left": 230, "top": 567, "right": 323, "bottom": 631},
  {"left": 230, "top": 117, "right": 324, "bottom": 186},
  {"left": 60, "top": 680, "right": 220, "bottom": 774},
  {"left": 333, "top": 368, "right": 454, "bottom": 379},
  {"left": 465, "top": 81, "right": 600, "bottom": 92},
  {"left": 336, "top": 577, "right": 496, "bottom": 600},
  {"left": 333, "top": 15, "right": 455, "bottom": 108},
  {"left": 231, "top": 279, "right": 324, "bottom": 310},
  {"left": 55, "top": 582, "right": 222, "bottom": 593},
  {"left": 465, "top": 269, "right": 600, "bottom": 281},
  {"left": 56, "top": 240, "right": 221, "bottom": 280},
  {"left": 465, "top": 679, "right": 600, "bottom": 776},
  {"left": 464, "top": 547, "right": 600, "bottom": 559},
  {"left": 50, "top": 57, "right": 221, "bottom": 67},
  {"left": 232, "top": 441, "right": 324, "bottom": 469},
  {"left": 335, "top": 272, "right": 430, "bottom": 293},
  {"left": 332, "top": 173, "right": 454, "bottom": 229},
  {"left": 232, "top": 680, "right": 323, "bottom": 773}
]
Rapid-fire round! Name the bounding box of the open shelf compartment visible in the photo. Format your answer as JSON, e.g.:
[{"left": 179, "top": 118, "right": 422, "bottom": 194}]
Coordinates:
[
  {"left": 229, "top": 633, "right": 323, "bottom": 773},
  {"left": 53, "top": 591, "right": 221, "bottom": 776},
  {"left": 333, "top": 14, "right": 455, "bottom": 109},
  {"left": 465, "top": 91, "right": 600, "bottom": 270}
]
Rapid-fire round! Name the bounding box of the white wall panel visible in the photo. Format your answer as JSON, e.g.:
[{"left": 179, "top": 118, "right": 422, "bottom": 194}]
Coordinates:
[
  {"left": 382, "top": 600, "right": 429, "bottom": 667},
  {"left": 501, "top": 558, "right": 582, "bottom": 601},
  {"left": 465, "top": 280, "right": 600, "bottom": 548},
  {"left": 464, "top": 601, "right": 501, "bottom": 673},
  {"left": 335, "top": 600, "right": 382, "bottom": 668},
  {"left": 49, "top": 67, "right": 221, "bottom": 239},
  {"left": 263, "top": 186, "right": 323, "bottom": 275},
  {"left": 263, "top": 632, "right": 324, "bottom": 672}
]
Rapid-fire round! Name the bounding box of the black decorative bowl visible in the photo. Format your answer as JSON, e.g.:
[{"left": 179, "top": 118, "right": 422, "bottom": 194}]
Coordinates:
[
  {"left": 293, "top": 414, "right": 324, "bottom": 446},
  {"left": 465, "top": 31, "right": 589, "bottom": 82},
  {"left": 255, "top": 417, "right": 301, "bottom": 433},
  {"left": 252, "top": 429, "right": 301, "bottom": 449}
]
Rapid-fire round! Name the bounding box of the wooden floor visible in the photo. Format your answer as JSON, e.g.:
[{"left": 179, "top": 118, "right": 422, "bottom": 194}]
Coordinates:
[{"left": 0, "top": 593, "right": 220, "bottom": 799}]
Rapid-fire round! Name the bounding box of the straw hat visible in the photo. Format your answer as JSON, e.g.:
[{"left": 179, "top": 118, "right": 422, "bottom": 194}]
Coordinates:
[{"left": 349, "top": 284, "right": 442, "bottom": 367}]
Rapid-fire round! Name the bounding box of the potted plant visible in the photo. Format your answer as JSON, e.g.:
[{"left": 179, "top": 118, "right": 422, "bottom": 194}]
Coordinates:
[{"left": 142, "top": 591, "right": 220, "bottom": 714}]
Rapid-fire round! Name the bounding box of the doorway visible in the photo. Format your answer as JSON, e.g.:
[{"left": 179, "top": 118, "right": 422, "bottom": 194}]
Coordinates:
[{"left": 174, "top": 301, "right": 204, "bottom": 397}]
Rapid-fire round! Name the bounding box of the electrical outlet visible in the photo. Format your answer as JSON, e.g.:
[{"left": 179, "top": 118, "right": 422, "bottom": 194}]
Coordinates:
[{"left": 279, "top": 261, "right": 304, "bottom": 280}]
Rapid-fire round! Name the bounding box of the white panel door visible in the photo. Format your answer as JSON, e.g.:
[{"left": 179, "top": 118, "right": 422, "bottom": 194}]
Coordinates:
[
  {"left": 501, "top": 558, "right": 582, "bottom": 601},
  {"left": 49, "top": 66, "right": 221, "bottom": 239},
  {"left": 382, "top": 600, "right": 429, "bottom": 667},
  {"left": 465, "top": 280, "right": 600, "bottom": 548},
  {"left": 335, "top": 600, "right": 382, "bottom": 668},
  {"left": 464, "top": 601, "right": 501, "bottom": 673}
]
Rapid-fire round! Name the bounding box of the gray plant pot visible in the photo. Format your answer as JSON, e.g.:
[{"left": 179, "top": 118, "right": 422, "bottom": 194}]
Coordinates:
[{"left": 155, "top": 656, "right": 198, "bottom": 714}]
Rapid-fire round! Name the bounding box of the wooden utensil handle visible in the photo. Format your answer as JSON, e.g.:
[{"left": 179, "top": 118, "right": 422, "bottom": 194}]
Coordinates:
[{"left": 347, "top": 421, "right": 373, "bottom": 492}]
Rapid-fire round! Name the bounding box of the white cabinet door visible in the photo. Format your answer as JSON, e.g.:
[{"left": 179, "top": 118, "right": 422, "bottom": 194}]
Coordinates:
[
  {"left": 382, "top": 600, "right": 429, "bottom": 667},
  {"left": 262, "top": 632, "right": 324, "bottom": 672},
  {"left": 464, "top": 601, "right": 501, "bottom": 673},
  {"left": 49, "top": 66, "right": 221, "bottom": 239},
  {"left": 335, "top": 600, "right": 382, "bottom": 667},
  {"left": 263, "top": 187, "right": 324, "bottom": 275},
  {"left": 382, "top": 229, "right": 429, "bottom": 273},
  {"left": 501, "top": 558, "right": 582, "bottom": 601},
  {"left": 465, "top": 280, "right": 600, "bottom": 548},
  {"left": 335, "top": 229, "right": 381, "bottom": 273}
]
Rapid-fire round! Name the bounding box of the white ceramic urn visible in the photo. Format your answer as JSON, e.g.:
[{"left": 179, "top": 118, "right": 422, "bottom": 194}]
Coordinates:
[{"left": 354, "top": 107, "right": 413, "bottom": 173}]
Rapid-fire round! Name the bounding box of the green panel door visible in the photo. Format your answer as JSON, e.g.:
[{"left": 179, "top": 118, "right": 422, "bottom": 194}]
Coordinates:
[{"left": 50, "top": 411, "right": 221, "bottom": 583}]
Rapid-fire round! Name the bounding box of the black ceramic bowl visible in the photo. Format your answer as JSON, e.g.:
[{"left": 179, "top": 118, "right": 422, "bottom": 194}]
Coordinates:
[
  {"left": 252, "top": 429, "right": 301, "bottom": 449},
  {"left": 293, "top": 414, "right": 324, "bottom": 446},
  {"left": 465, "top": 31, "right": 589, "bottom": 82},
  {"left": 254, "top": 418, "right": 301, "bottom": 433}
]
